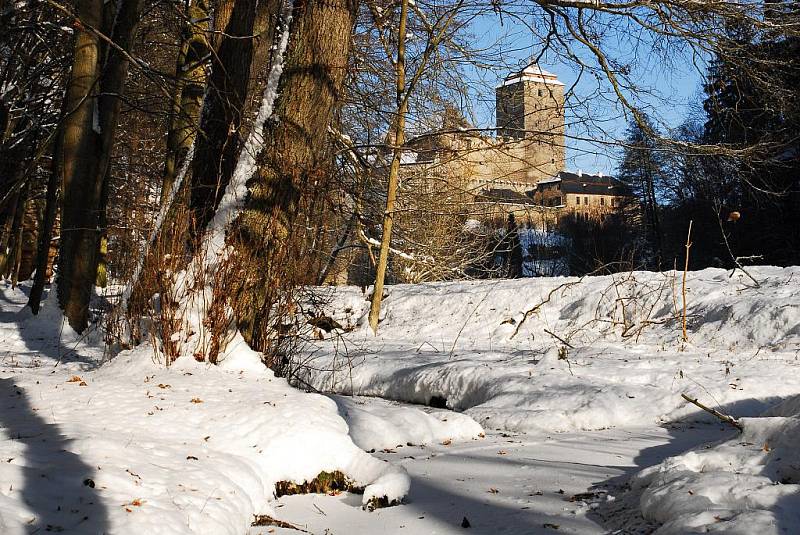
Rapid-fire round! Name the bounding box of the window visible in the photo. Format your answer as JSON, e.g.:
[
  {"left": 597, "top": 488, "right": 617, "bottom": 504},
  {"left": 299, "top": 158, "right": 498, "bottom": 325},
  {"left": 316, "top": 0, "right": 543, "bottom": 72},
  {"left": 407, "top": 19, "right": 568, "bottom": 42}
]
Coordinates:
[
  {"left": 584, "top": 196, "right": 589, "bottom": 205},
  {"left": 538, "top": 89, "right": 543, "bottom": 97},
  {"left": 576, "top": 196, "right": 580, "bottom": 205},
  {"left": 600, "top": 197, "right": 605, "bottom": 206},
  {"left": 610, "top": 198, "right": 615, "bottom": 207}
]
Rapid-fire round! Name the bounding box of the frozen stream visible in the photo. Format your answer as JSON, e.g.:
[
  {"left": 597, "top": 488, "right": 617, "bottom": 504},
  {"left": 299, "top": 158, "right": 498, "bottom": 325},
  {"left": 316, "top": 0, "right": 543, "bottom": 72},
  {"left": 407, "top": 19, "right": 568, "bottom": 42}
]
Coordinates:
[{"left": 257, "top": 397, "right": 730, "bottom": 535}]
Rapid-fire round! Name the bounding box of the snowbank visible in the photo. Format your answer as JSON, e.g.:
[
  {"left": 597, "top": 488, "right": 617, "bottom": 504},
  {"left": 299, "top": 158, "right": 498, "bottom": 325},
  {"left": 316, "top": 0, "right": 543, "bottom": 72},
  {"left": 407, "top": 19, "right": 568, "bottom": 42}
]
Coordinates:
[
  {"left": 0, "top": 284, "right": 421, "bottom": 534},
  {"left": 632, "top": 400, "right": 800, "bottom": 534},
  {"left": 331, "top": 395, "right": 484, "bottom": 451},
  {"left": 298, "top": 266, "right": 800, "bottom": 432}
]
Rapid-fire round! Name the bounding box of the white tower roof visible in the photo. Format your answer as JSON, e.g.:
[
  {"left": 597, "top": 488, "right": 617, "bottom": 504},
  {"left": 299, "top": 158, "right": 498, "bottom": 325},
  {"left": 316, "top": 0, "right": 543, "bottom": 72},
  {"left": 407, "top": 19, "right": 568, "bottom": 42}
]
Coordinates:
[{"left": 498, "top": 64, "right": 564, "bottom": 87}]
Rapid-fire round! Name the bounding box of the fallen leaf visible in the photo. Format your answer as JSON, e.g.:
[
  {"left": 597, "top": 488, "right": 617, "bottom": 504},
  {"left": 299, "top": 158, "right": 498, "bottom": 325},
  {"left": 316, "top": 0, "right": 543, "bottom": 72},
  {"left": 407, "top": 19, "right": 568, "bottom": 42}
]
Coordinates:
[
  {"left": 79, "top": 381, "right": 88, "bottom": 387},
  {"left": 488, "top": 487, "right": 499, "bottom": 494},
  {"left": 543, "top": 523, "right": 560, "bottom": 530},
  {"left": 67, "top": 376, "right": 83, "bottom": 383},
  {"left": 157, "top": 384, "right": 171, "bottom": 389},
  {"left": 190, "top": 398, "right": 203, "bottom": 404},
  {"left": 441, "top": 439, "right": 452, "bottom": 446},
  {"left": 497, "top": 450, "right": 507, "bottom": 455}
]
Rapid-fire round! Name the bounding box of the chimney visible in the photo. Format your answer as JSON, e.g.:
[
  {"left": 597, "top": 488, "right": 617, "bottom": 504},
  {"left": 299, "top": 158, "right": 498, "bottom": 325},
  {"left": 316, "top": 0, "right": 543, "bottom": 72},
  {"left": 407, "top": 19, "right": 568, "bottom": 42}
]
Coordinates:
[{"left": 577, "top": 169, "right": 583, "bottom": 177}]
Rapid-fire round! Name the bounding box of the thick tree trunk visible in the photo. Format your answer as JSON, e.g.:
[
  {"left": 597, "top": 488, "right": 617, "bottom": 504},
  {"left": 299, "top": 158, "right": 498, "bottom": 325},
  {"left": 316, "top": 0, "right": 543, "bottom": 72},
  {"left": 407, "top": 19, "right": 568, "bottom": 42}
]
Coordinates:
[
  {"left": 58, "top": 0, "right": 141, "bottom": 331},
  {"left": 57, "top": 0, "right": 104, "bottom": 331},
  {"left": 190, "top": 0, "right": 263, "bottom": 237},
  {"left": 227, "top": 0, "right": 358, "bottom": 350}
]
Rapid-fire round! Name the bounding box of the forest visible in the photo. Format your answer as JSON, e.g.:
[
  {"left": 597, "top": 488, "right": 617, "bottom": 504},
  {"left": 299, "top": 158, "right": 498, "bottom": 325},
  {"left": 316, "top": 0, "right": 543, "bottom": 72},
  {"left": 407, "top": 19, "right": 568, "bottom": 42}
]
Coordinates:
[{"left": 0, "top": 0, "right": 799, "bottom": 533}]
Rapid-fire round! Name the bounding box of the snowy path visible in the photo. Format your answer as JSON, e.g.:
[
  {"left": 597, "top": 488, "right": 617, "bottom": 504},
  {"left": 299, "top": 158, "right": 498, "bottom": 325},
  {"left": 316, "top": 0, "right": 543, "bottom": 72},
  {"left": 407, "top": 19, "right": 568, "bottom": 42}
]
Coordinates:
[{"left": 258, "top": 402, "right": 729, "bottom": 535}]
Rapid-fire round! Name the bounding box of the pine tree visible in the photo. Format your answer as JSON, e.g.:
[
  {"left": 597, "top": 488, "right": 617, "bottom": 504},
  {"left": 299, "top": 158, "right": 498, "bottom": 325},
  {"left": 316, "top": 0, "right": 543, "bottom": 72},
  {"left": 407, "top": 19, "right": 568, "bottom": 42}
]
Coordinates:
[{"left": 617, "top": 116, "right": 667, "bottom": 269}]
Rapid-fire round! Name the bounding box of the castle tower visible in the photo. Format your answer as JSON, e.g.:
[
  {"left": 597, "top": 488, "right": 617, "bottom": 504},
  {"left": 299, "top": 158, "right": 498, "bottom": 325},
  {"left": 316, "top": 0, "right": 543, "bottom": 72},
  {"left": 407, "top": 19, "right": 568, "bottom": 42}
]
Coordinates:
[{"left": 495, "top": 64, "right": 566, "bottom": 181}]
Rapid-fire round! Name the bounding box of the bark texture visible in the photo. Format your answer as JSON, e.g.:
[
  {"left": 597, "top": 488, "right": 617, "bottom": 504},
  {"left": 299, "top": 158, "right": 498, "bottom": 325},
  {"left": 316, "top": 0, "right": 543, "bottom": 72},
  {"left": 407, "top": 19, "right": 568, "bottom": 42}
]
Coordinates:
[
  {"left": 57, "top": 0, "right": 143, "bottom": 331},
  {"left": 57, "top": 0, "right": 104, "bottom": 330},
  {"left": 228, "top": 0, "right": 358, "bottom": 350},
  {"left": 190, "top": 0, "right": 266, "bottom": 236},
  {"left": 161, "top": 0, "right": 210, "bottom": 204}
]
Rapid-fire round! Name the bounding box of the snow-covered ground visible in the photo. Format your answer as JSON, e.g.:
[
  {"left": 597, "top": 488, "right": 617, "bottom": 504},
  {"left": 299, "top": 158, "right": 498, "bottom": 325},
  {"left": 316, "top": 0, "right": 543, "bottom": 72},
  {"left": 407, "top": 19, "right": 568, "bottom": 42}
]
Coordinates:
[
  {"left": 299, "top": 267, "right": 800, "bottom": 432},
  {"left": 1, "top": 266, "right": 799, "bottom": 534},
  {"left": 0, "top": 288, "right": 414, "bottom": 534},
  {"left": 294, "top": 266, "right": 800, "bottom": 533}
]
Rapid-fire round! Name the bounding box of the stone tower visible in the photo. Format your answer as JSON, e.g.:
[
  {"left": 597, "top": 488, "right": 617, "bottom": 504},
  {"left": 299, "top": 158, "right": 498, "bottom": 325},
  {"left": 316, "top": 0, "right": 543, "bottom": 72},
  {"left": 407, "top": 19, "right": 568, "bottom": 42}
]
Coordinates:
[{"left": 495, "top": 64, "right": 566, "bottom": 181}]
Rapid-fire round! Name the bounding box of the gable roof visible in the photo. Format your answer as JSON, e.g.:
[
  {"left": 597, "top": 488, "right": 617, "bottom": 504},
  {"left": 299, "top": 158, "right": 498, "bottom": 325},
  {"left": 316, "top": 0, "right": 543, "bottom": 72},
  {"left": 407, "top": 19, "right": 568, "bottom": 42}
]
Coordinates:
[
  {"left": 553, "top": 172, "right": 632, "bottom": 196},
  {"left": 477, "top": 188, "right": 536, "bottom": 205}
]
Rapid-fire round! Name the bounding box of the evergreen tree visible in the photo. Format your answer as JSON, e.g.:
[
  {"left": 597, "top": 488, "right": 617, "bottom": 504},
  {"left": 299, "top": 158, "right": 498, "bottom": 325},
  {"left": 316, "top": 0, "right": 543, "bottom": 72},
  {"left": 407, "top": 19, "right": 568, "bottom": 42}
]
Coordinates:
[
  {"left": 617, "top": 116, "right": 668, "bottom": 269},
  {"left": 701, "top": 1, "right": 800, "bottom": 265}
]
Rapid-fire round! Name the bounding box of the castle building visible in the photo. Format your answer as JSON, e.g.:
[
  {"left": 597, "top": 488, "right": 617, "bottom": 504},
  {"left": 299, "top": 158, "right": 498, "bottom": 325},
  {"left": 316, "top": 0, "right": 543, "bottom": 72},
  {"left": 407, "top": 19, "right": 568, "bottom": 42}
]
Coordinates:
[{"left": 403, "top": 63, "right": 631, "bottom": 220}]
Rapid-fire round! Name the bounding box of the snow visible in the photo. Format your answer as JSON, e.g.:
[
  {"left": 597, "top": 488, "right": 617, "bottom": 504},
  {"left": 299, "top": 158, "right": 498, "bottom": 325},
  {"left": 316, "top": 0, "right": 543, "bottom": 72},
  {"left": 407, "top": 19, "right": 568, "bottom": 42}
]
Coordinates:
[
  {"left": 298, "top": 267, "right": 800, "bottom": 433},
  {"left": 3, "top": 265, "right": 799, "bottom": 533},
  {"left": 257, "top": 423, "right": 729, "bottom": 535},
  {"left": 331, "top": 395, "right": 484, "bottom": 451},
  {"left": 285, "top": 266, "right": 800, "bottom": 531},
  {"left": 0, "top": 283, "right": 416, "bottom": 534},
  {"left": 632, "top": 403, "right": 800, "bottom": 534}
]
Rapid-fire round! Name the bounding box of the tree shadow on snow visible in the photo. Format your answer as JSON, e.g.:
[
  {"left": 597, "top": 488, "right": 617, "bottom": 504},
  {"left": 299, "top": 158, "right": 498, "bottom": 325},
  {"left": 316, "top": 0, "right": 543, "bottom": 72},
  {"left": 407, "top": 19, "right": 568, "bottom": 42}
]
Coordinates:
[
  {"left": 588, "top": 396, "right": 799, "bottom": 534},
  {"left": 0, "top": 378, "right": 109, "bottom": 534},
  {"left": 0, "top": 284, "right": 104, "bottom": 368},
  {"left": 402, "top": 474, "right": 576, "bottom": 534}
]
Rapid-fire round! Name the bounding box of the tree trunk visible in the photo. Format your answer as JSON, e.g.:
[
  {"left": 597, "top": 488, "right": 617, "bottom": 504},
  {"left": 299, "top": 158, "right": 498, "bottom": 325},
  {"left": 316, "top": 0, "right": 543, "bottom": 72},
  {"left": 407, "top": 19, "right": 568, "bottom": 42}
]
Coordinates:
[
  {"left": 161, "top": 0, "right": 210, "bottom": 205},
  {"left": 368, "top": 0, "right": 409, "bottom": 333},
  {"left": 57, "top": 0, "right": 104, "bottom": 331},
  {"left": 227, "top": 0, "right": 358, "bottom": 350},
  {"left": 58, "top": 0, "right": 141, "bottom": 331},
  {"left": 190, "top": 0, "right": 264, "bottom": 237},
  {"left": 94, "top": 0, "right": 145, "bottom": 287},
  {"left": 0, "top": 191, "right": 19, "bottom": 277},
  {"left": 28, "top": 129, "right": 61, "bottom": 313},
  {"left": 8, "top": 180, "right": 30, "bottom": 286}
]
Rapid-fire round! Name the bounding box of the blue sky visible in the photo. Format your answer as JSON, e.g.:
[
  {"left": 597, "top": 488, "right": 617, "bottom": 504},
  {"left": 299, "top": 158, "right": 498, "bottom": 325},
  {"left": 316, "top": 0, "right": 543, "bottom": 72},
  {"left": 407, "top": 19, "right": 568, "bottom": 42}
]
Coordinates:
[{"left": 461, "top": 12, "right": 707, "bottom": 175}]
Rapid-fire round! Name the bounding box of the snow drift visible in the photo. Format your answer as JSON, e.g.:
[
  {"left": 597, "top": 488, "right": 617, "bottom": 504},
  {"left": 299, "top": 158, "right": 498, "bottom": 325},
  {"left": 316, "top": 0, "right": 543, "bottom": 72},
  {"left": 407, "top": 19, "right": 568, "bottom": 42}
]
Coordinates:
[{"left": 298, "top": 266, "right": 800, "bottom": 432}]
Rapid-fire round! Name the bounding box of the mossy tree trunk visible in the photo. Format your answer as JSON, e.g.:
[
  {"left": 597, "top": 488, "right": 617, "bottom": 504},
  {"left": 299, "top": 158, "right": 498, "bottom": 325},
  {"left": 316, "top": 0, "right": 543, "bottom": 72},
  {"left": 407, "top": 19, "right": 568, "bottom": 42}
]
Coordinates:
[
  {"left": 189, "top": 0, "right": 277, "bottom": 237},
  {"left": 161, "top": 0, "right": 210, "bottom": 205}
]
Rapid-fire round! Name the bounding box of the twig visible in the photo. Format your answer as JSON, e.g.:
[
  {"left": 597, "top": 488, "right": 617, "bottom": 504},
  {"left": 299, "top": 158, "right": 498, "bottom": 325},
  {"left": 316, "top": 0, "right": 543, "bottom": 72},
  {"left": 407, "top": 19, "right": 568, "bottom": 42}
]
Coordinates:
[
  {"left": 510, "top": 279, "right": 582, "bottom": 339},
  {"left": 682, "top": 220, "right": 692, "bottom": 342},
  {"left": 544, "top": 329, "right": 574, "bottom": 348},
  {"left": 713, "top": 206, "right": 760, "bottom": 287},
  {"left": 251, "top": 514, "right": 309, "bottom": 532},
  {"left": 681, "top": 393, "right": 743, "bottom": 431}
]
